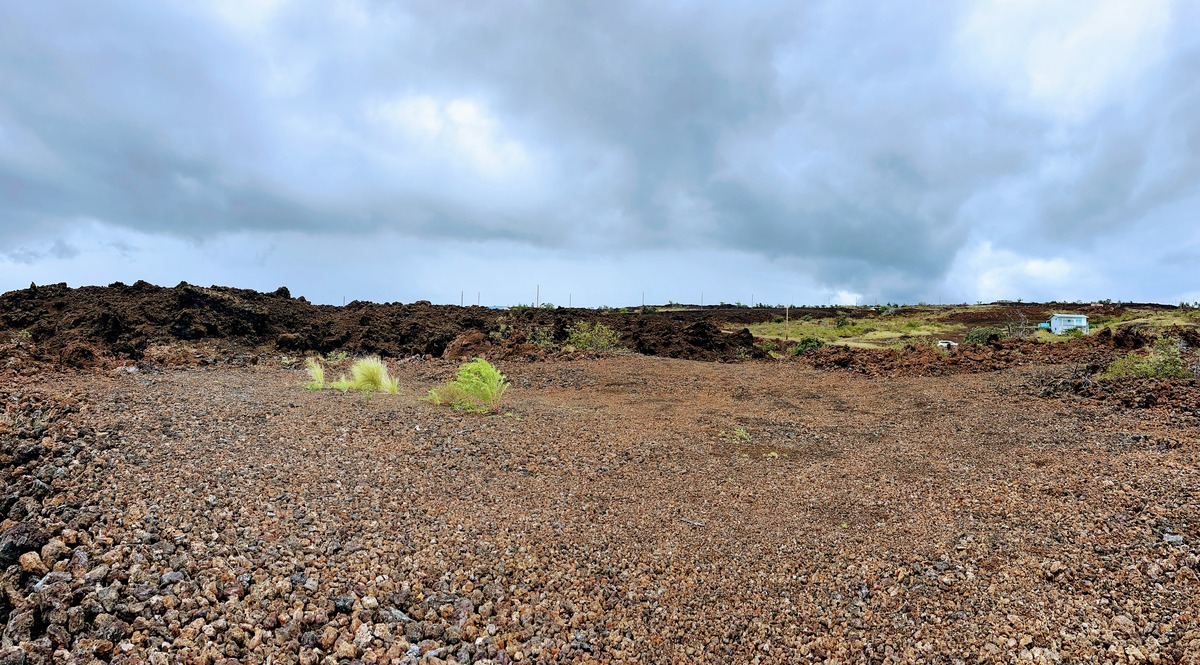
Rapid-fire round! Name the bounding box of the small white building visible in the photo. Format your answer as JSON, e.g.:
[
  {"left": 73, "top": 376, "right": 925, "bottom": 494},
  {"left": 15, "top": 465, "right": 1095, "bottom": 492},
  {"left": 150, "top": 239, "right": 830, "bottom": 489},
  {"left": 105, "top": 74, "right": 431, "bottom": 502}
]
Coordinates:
[{"left": 1049, "top": 313, "right": 1089, "bottom": 335}]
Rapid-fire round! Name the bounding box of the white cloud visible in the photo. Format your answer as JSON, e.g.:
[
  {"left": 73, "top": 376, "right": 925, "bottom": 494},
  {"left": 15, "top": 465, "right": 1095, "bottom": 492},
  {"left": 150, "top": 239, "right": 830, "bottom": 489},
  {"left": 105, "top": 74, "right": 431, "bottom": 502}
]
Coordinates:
[
  {"left": 957, "top": 0, "right": 1172, "bottom": 118},
  {"left": 0, "top": 220, "right": 837, "bottom": 307},
  {"left": 211, "top": 0, "right": 287, "bottom": 31},
  {"left": 948, "top": 241, "right": 1099, "bottom": 302},
  {"left": 367, "top": 96, "right": 532, "bottom": 177}
]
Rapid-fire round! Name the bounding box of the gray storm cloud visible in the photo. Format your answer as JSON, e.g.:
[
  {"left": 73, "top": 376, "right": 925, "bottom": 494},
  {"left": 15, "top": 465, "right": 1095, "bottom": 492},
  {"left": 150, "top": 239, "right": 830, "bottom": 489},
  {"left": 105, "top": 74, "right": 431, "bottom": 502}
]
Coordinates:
[{"left": 1, "top": 0, "right": 1197, "bottom": 302}]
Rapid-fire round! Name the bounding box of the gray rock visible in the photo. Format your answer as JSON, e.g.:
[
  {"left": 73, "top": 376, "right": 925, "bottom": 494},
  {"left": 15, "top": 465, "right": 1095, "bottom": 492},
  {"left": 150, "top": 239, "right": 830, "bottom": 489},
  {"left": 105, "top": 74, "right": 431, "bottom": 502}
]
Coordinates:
[
  {"left": 93, "top": 613, "right": 130, "bottom": 642},
  {"left": 83, "top": 564, "right": 110, "bottom": 585},
  {"left": 97, "top": 584, "right": 121, "bottom": 612},
  {"left": 333, "top": 594, "right": 356, "bottom": 614},
  {"left": 0, "top": 523, "right": 47, "bottom": 568},
  {"left": 160, "top": 571, "right": 185, "bottom": 586},
  {"left": 0, "top": 647, "right": 25, "bottom": 665},
  {"left": 1164, "top": 534, "right": 1184, "bottom": 544}
]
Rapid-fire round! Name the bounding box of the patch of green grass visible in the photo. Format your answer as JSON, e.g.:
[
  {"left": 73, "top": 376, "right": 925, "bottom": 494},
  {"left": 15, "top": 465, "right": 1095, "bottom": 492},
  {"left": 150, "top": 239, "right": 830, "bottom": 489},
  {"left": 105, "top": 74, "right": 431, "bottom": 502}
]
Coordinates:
[
  {"left": 425, "top": 358, "right": 510, "bottom": 414},
  {"left": 1090, "top": 309, "right": 1200, "bottom": 331},
  {"left": 743, "top": 315, "right": 958, "bottom": 349}
]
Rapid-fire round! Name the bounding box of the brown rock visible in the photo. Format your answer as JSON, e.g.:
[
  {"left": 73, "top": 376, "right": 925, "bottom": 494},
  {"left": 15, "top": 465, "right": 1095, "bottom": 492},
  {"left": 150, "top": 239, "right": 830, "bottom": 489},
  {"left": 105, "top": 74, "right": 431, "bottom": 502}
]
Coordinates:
[{"left": 18, "top": 551, "right": 48, "bottom": 576}]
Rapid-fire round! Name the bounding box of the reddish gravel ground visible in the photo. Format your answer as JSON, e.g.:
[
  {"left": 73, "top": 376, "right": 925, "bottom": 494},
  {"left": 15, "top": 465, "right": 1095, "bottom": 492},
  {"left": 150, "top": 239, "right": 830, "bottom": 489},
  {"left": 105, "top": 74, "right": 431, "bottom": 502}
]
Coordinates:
[{"left": 2, "top": 352, "right": 1197, "bottom": 664}]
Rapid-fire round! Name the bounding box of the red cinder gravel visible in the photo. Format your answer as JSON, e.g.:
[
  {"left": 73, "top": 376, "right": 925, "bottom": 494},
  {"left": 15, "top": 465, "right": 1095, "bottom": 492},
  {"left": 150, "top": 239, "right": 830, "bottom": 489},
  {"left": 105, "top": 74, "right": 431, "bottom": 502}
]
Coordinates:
[{"left": 1, "top": 355, "right": 1197, "bottom": 664}]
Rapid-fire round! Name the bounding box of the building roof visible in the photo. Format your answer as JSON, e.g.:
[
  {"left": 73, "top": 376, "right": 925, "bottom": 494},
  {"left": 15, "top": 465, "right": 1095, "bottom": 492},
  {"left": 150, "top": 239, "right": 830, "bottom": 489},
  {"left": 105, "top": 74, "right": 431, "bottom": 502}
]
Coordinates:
[{"left": 1050, "top": 313, "right": 1087, "bottom": 318}]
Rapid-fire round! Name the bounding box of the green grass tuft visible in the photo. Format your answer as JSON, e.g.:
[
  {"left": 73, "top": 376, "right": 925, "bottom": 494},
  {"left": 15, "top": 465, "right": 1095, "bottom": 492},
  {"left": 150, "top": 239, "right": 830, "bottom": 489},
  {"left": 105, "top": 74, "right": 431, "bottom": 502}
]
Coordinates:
[
  {"left": 421, "top": 383, "right": 475, "bottom": 410},
  {"left": 425, "top": 358, "right": 510, "bottom": 413}
]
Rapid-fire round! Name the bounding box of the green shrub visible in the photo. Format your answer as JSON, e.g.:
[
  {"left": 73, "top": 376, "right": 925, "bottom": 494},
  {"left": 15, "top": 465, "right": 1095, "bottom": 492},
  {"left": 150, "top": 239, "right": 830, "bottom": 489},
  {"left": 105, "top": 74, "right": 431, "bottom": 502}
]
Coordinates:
[
  {"left": 303, "top": 357, "right": 325, "bottom": 390},
  {"left": 324, "top": 350, "right": 348, "bottom": 363},
  {"left": 425, "top": 358, "right": 510, "bottom": 413},
  {"left": 1102, "top": 338, "right": 1191, "bottom": 379},
  {"left": 1063, "top": 328, "right": 1085, "bottom": 339},
  {"left": 565, "top": 321, "right": 622, "bottom": 352},
  {"left": 529, "top": 327, "right": 557, "bottom": 349},
  {"left": 756, "top": 339, "right": 780, "bottom": 355},
  {"left": 349, "top": 357, "right": 399, "bottom": 394},
  {"left": 791, "top": 335, "right": 825, "bottom": 356},
  {"left": 965, "top": 326, "right": 1006, "bottom": 345}
]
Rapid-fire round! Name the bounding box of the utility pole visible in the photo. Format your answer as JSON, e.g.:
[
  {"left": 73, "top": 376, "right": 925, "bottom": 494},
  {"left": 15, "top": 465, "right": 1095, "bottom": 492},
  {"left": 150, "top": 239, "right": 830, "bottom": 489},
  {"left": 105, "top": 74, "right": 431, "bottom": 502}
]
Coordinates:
[
  {"left": 569, "top": 293, "right": 572, "bottom": 308},
  {"left": 460, "top": 291, "right": 464, "bottom": 307},
  {"left": 785, "top": 304, "right": 790, "bottom": 342},
  {"left": 477, "top": 292, "right": 480, "bottom": 306},
  {"left": 536, "top": 285, "right": 539, "bottom": 308}
]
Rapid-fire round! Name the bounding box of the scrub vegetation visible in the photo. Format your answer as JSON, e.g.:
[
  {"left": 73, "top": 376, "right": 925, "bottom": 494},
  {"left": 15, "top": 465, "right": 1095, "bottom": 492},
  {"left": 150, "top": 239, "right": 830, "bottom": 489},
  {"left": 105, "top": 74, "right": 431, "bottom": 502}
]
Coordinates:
[{"left": 1102, "top": 338, "right": 1193, "bottom": 379}]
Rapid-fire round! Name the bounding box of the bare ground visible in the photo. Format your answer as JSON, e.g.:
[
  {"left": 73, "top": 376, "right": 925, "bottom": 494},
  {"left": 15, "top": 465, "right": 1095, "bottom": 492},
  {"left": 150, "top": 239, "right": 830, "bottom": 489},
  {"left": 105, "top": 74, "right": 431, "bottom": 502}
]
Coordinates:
[{"left": 2, "top": 354, "right": 1197, "bottom": 664}]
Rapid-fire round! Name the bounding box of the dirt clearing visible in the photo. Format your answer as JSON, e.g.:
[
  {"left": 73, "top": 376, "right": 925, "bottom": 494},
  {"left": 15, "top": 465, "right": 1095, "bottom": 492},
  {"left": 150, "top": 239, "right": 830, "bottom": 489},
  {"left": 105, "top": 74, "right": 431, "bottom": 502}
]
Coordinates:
[{"left": 2, "top": 353, "right": 1197, "bottom": 663}]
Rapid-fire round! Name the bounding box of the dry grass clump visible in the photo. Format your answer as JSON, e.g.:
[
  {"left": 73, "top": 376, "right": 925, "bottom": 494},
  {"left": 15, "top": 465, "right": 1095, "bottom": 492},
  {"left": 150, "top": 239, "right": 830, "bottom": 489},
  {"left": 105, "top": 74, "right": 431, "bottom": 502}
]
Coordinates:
[
  {"left": 348, "top": 356, "right": 400, "bottom": 394},
  {"left": 304, "top": 357, "right": 325, "bottom": 390},
  {"left": 305, "top": 356, "right": 399, "bottom": 394}
]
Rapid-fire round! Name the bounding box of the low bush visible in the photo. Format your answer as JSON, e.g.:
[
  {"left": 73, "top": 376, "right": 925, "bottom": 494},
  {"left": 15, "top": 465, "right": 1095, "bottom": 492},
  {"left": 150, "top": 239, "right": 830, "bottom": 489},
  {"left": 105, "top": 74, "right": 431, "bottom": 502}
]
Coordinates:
[
  {"left": 425, "top": 358, "right": 510, "bottom": 413},
  {"left": 530, "top": 327, "right": 557, "bottom": 349},
  {"left": 791, "top": 335, "right": 825, "bottom": 356},
  {"left": 1102, "top": 338, "right": 1191, "bottom": 379},
  {"left": 756, "top": 339, "right": 781, "bottom": 356},
  {"left": 965, "top": 326, "right": 1006, "bottom": 345},
  {"left": 565, "top": 321, "right": 622, "bottom": 352}
]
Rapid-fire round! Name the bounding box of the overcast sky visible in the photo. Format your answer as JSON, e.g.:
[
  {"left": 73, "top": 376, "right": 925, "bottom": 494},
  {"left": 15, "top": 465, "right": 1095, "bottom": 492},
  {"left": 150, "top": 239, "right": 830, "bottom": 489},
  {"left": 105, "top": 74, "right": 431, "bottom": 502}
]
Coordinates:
[{"left": 1, "top": 1, "right": 1197, "bottom": 306}]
